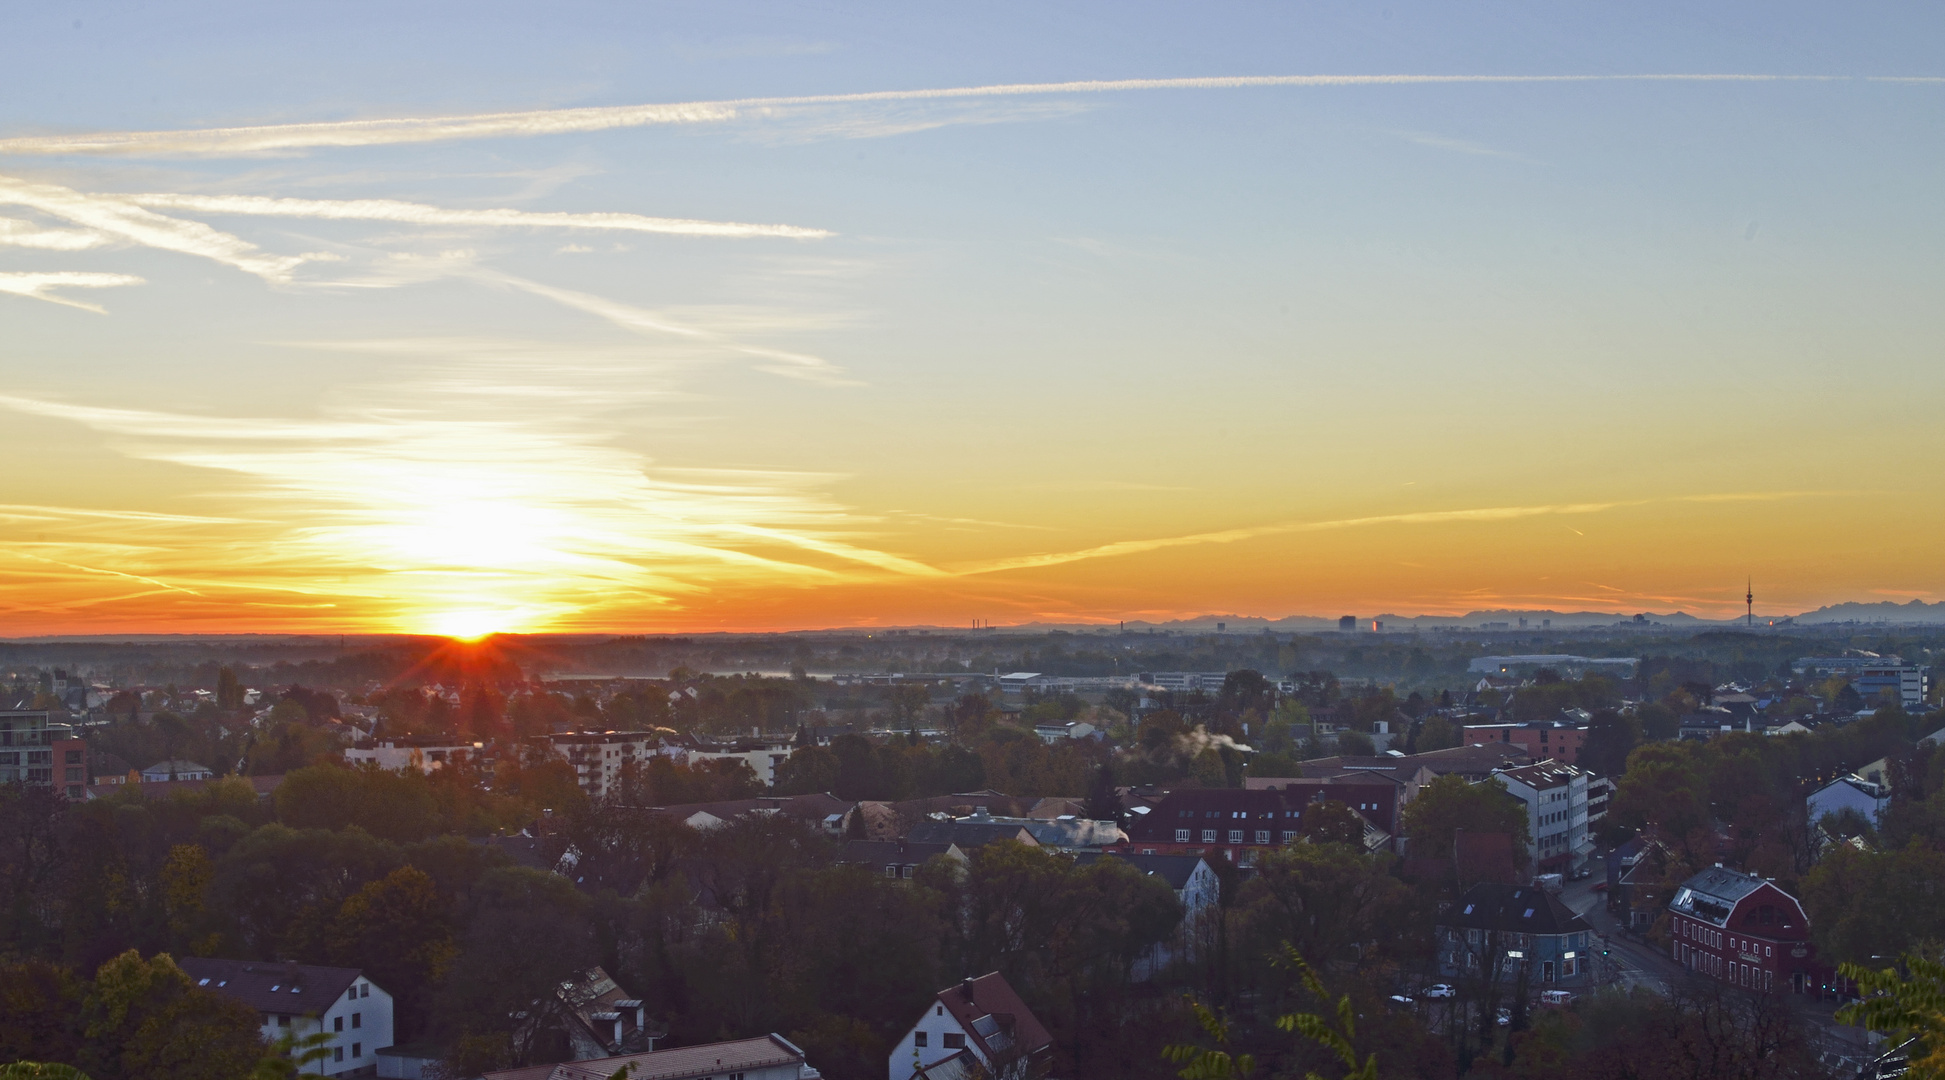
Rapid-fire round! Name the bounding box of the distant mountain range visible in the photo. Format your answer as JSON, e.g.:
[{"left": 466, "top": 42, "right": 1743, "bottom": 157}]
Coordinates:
[{"left": 1040, "top": 600, "right": 1945, "bottom": 633}]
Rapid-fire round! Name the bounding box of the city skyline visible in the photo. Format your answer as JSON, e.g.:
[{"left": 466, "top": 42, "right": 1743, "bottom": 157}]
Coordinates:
[{"left": 3, "top": 2, "right": 1944, "bottom": 636}]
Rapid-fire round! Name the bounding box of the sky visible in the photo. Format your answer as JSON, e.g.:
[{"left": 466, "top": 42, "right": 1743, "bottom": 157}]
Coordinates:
[{"left": 2, "top": 2, "right": 1943, "bottom": 636}]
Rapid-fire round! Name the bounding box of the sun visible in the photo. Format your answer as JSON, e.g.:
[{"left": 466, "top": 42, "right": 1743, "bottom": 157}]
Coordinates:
[{"left": 425, "top": 608, "right": 518, "bottom": 641}]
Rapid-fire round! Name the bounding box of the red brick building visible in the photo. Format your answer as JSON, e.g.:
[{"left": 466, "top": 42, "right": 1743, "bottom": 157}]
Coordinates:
[
  {"left": 1668, "top": 866, "right": 1817, "bottom": 995},
  {"left": 1463, "top": 722, "right": 1588, "bottom": 766},
  {"left": 1119, "top": 781, "right": 1396, "bottom": 865}
]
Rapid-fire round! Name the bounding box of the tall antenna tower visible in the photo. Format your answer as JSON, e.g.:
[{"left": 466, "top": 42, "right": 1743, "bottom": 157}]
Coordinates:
[{"left": 1746, "top": 577, "right": 1754, "bottom": 628}]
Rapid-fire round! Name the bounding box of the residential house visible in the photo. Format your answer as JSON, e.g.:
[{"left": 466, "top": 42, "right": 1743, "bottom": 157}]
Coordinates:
[
  {"left": 1030, "top": 720, "right": 1096, "bottom": 744},
  {"left": 840, "top": 840, "right": 967, "bottom": 881},
  {"left": 1119, "top": 785, "right": 1391, "bottom": 865},
  {"left": 1073, "top": 852, "right": 1219, "bottom": 974},
  {"left": 180, "top": 958, "right": 392, "bottom": 1078},
  {"left": 889, "top": 973, "right": 1054, "bottom": 1080},
  {"left": 1491, "top": 760, "right": 1592, "bottom": 874},
  {"left": 1436, "top": 882, "right": 1597, "bottom": 989},
  {"left": 1668, "top": 866, "right": 1817, "bottom": 994},
  {"left": 905, "top": 818, "right": 1041, "bottom": 851},
  {"left": 141, "top": 759, "right": 215, "bottom": 782},
  {"left": 530, "top": 967, "right": 664, "bottom": 1061},
  {"left": 1806, "top": 775, "right": 1891, "bottom": 831},
  {"left": 480, "top": 1033, "right": 821, "bottom": 1080}
]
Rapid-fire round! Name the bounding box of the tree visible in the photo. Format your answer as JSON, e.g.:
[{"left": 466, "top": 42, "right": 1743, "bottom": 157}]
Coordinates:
[
  {"left": 1839, "top": 953, "right": 1945, "bottom": 1079},
  {"left": 1414, "top": 716, "right": 1460, "bottom": 753},
  {"left": 1083, "top": 763, "right": 1124, "bottom": 822},
  {"left": 0, "top": 960, "right": 84, "bottom": 1066},
  {"left": 1296, "top": 801, "right": 1365, "bottom": 848},
  {"left": 1578, "top": 709, "right": 1640, "bottom": 778},
  {"left": 434, "top": 868, "right": 598, "bottom": 1067},
  {"left": 318, "top": 866, "right": 457, "bottom": 1036},
  {"left": 1334, "top": 731, "right": 1375, "bottom": 757},
  {"left": 772, "top": 745, "right": 840, "bottom": 796},
  {"left": 78, "top": 951, "right": 266, "bottom": 1080},
  {"left": 1800, "top": 844, "right": 1945, "bottom": 968},
  {"left": 1399, "top": 774, "right": 1531, "bottom": 871}
]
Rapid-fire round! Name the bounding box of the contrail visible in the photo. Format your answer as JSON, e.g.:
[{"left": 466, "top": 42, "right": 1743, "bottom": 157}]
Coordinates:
[
  {"left": 0, "top": 74, "right": 1924, "bottom": 158},
  {"left": 126, "top": 193, "right": 831, "bottom": 239}
]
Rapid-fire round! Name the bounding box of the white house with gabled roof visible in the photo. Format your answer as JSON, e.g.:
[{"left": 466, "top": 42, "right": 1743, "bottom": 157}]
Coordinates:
[
  {"left": 890, "top": 972, "right": 1053, "bottom": 1080},
  {"left": 179, "top": 958, "right": 392, "bottom": 1077}
]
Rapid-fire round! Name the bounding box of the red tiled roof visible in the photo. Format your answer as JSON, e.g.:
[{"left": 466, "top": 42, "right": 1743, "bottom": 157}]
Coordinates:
[{"left": 935, "top": 972, "right": 1052, "bottom": 1066}]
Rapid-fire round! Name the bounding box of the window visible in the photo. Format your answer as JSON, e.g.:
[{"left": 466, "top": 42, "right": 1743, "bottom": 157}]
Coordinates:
[
  {"left": 942, "top": 1033, "right": 966, "bottom": 1049},
  {"left": 1175, "top": 829, "right": 1190, "bottom": 842},
  {"left": 361, "top": 984, "right": 370, "bottom": 998},
  {"left": 1201, "top": 830, "right": 1216, "bottom": 843},
  {"left": 1281, "top": 831, "right": 1296, "bottom": 842},
  {"left": 936, "top": 1006, "right": 943, "bottom": 1016},
  {"left": 352, "top": 1013, "right": 361, "bottom": 1029},
  {"left": 277, "top": 1015, "right": 291, "bottom": 1027},
  {"left": 335, "top": 1017, "right": 344, "bottom": 1032},
  {"left": 885, "top": 866, "right": 898, "bottom": 878},
  {"left": 352, "top": 1044, "right": 361, "bottom": 1059},
  {"left": 334, "top": 1048, "right": 344, "bottom": 1063},
  {"left": 65, "top": 749, "right": 82, "bottom": 763},
  {"left": 1227, "top": 830, "right": 1243, "bottom": 844},
  {"left": 914, "top": 1032, "right": 928, "bottom": 1047}
]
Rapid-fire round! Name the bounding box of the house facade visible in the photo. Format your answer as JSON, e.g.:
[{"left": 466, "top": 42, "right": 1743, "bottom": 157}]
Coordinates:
[
  {"left": 345, "top": 739, "right": 482, "bottom": 775},
  {"left": 1806, "top": 775, "right": 1890, "bottom": 830},
  {"left": 180, "top": 958, "right": 393, "bottom": 1077},
  {"left": 1436, "top": 882, "right": 1597, "bottom": 989},
  {"left": 1668, "top": 866, "right": 1817, "bottom": 994},
  {"left": 1121, "top": 783, "right": 1394, "bottom": 865},
  {"left": 889, "top": 973, "right": 1053, "bottom": 1080}
]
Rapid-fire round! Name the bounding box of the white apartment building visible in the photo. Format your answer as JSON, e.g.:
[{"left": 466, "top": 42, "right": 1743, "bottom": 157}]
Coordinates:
[
  {"left": 1492, "top": 759, "right": 1592, "bottom": 875},
  {"left": 344, "top": 739, "right": 482, "bottom": 775},
  {"left": 535, "top": 731, "right": 667, "bottom": 800}
]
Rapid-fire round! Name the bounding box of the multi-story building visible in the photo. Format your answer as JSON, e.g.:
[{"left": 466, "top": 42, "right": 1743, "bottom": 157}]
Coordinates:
[
  {"left": 179, "top": 958, "right": 393, "bottom": 1077},
  {"left": 344, "top": 738, "right": 483, "bottom": 775},
  {"left": 685, "top": 740, "right": 796, "bottom": 787},
  {"left": 1464, "top": 722, "right": 1589, "bottom": 766},
  {"left": 1119, "top": 781, "right": 1397, "bottom": 864},
  {"left": 1796, "top": 657, "right": 1931, "bottom": 709},
  {"left": 1437, "top": 882, "right": 1597, "bottom": 989},
  {"left": 533, "top": 731, "right": 667, "bottom": 800},
  {"left": 1667, "top": 866, "right": 1817, "bottom": 995},
  {"left": 0, "top": 709, "right": 57, "bottom": 789},
  {"left": 1493, "top": 760, "right": 1591, "bottom": 874}
]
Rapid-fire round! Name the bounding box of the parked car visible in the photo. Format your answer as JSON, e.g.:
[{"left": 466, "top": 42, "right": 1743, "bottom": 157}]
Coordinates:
[
  {"left": 1570, "top": 867, "right": 1593, "bottom": 881},
  {"left": 1388, "top": 993, "right": 1415, "bottom": 1007},
  {"left": 1424, "top": 984, "right": 1456, "bottom": 999},
  {"left": 1496, "top": 1008, "right": 1512, "bottom": 1026}
]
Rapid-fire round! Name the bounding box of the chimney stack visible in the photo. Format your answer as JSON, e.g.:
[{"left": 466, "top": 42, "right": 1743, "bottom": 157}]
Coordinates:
[{"left": 961, "top": 977, "right": 976, "bottom": 1007}]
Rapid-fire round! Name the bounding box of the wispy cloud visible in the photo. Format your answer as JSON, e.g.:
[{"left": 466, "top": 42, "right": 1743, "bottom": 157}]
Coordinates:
[
  {"left": 0, "top": 173, "right": 310, "bottom": 281},
  {"left": 483, "top": 271, "right": 858, "bottom": 385},
  {"left": 0, "top": 215, "right": 109, "bottom": 250},
  {"left": 0, "top": 270, "right": 145, "bottom": 312},
  {"left": 957, "top": 502, "right": 1627, "bottom": 575},
  {"left": 0, "top": 74, "right": 1898, "bottom": 158},
  {"left": 125, "top": 193, "right": 832, "bottom": 239},
  {"left": 1392, "top": 130, "right": 1533, "bottom": 161}
]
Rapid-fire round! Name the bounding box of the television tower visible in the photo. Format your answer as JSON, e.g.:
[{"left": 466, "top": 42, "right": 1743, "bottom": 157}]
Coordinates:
[{"left": 1746, "top": 577, "right": 1754, "bottom": 628}]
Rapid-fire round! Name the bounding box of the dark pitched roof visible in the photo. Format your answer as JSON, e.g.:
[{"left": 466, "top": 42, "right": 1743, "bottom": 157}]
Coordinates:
[
  {"left": 934, "top": 972, "right": 1053, "bottom": 1065},
  {"left": 1440, "top": 883, "right": 1591, "bottom": 936},
  {"left": 481, "top": 1033, "right": 809, "bottom": 1080},
  {"left": 840, "top": 840, "right": 957, "bottom": 867},
  {"left": 905, "top": 821, "right": 1038, "bottom": 849},
  {"left": 1072, "top": 851, "right": 1207, "bottom": 890},
  {"left": 178, "top": 957, "right": 365, "bottom": 1015},
  {"left": 1671, "top": 866, "right": 1781, "bottom": 926},
  {"left": 86, "top": 774, "right": 283, "bottom": 801}
]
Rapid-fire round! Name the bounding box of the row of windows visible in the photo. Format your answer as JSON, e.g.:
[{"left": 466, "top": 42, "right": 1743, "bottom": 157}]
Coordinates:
[
  {"left": 912, "top": 1031, "right": 967, "bottom": 1049},
  {"left": 1175, "top": 829, "right": 1300, "bottom": 845}
]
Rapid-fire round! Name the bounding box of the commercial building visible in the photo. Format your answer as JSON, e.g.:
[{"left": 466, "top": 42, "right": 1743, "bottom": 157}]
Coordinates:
[{"left": 1668, "top": 866, "right": 1817, "bottom": 995}]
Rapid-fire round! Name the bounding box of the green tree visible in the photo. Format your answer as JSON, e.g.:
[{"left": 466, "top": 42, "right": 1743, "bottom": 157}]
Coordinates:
[
  {"left": 772, "top": 745, "right": 840, "bottom": 795},
  {"left": 1399, "top": 774, "right": 1531, "bottom": 870},
  {"left": 78, "top": 951, "right": 265, "bottom": 1080},
  {"left": 319, "top": 866, "right": 457, "bottom": 1036},
  {"left": 1799, "top": 844, "right": 1945, "bottom": 968},
  {"left": 1839, "top": 953, "right": 1945, "bottom": 1080}
]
